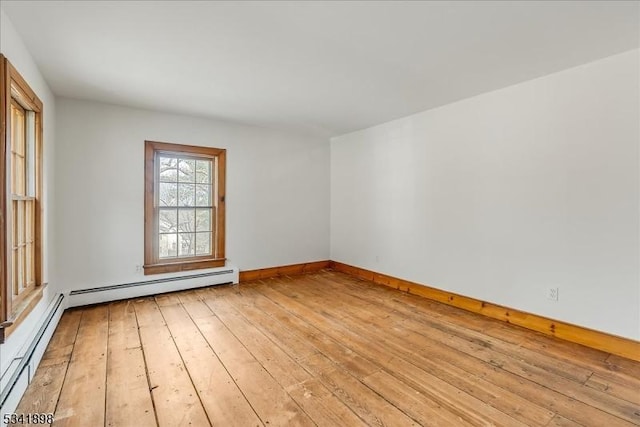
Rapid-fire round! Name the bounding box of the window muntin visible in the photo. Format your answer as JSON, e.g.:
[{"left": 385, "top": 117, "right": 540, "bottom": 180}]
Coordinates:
[
  {"left": 144, "top": 141, "right": 226, "bottom": 275},
  {"left": 10, "top": 101, "right": 37, "bottom": 304},
  {"left": 1, "top": 55, "right": 44, "bottom": 342},
  {"left": 156, "top": 154, "right": 216, "bottom": 259}
]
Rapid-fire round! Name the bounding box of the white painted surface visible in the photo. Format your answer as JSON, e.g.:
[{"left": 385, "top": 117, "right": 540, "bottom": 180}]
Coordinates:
[
  {"left": 67, "top": 267, "right": 238, "bottom": 307},
  {"left": 0, "top": 8, "right": 56, "bottom": 289},
  {"left": 54, "top": 98, "right": 329, "bottom": 293},
  {"left": 0, "top": 9, "right": 59, "bottom": 393},
  {"left": 331, "top": 50, "right": 640, "bottom": 340},
  {"left": 0, "top": 294, "right": 63, "bottom": 423},
  {"left": 2, "top": 1, "right": 638, "bottom": 136}
]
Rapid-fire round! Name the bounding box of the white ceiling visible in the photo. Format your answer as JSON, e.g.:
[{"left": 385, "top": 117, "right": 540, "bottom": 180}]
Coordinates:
[{"left": 2, "top": 1, "right": 638, "bottom": 137}]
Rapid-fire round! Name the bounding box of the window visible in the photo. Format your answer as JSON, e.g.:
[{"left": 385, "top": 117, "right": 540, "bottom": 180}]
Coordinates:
[
  {"left": 144, "top": 141, "right": 226, "bottom": 275},
  {"left": 0, "top": 55, "right": 44, "bottom": 342}
]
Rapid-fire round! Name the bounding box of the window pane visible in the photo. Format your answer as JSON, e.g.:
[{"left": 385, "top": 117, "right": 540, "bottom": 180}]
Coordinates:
[
  {"left": 178, "top": 183, "right": 195, "bottom": 206},
  {"left": 159, "top": 209, "right": 177, "bottom": 233},
  {"left": 195, "top": 232, "right": 211, "bottom": 255},
  {"left": 25, "top": 242, "right": 33, "bottom": 286},
  {"left": 195, "top": 208, "right": 211, "bottom": 232},
  {"left": 178, "top": 159, "right": 196, "bottom": 182},
  {"left": 16, "top": 246, "right": 24, "bottom": 293},
  {"left": 12, "top": 200, "right": 18, "bottom": 248},
  {"left": 159, "top": 233, "right": 177, "bottom": 258},
  {"left": 195, "top": 184, "right": 210, "bottom": 207},
  {"left": 178, "top": 209, "right": 195, "bottom": 233},
  {"left": 15, "top": 155, "right": 25, "bottom": 196},
  {"left": 26, "top": 200, "right": 33, "bottom": 243},
  {"left": 159, "top": 156, "right": 178, "bottom": 182},
  {"left": 11, "top": 104, "right": 25, "bottom": 155},
  {"left": 159, "top": 182, "right": 177, "bottom": 206},
  {"left": 178, "top": 233, "right": 195, "bottom": 256},
  {"left": 26, "top": 111, "right": 36, "bottom": 197},
  {"left": 17, "top": 200, "right": 25, "bottom": 245},
  {"left": 11, "top": 248, "right": 17, "bottom": 295},
  {"left": 196, "top": 160, "right": 211, "bottom": 184}
]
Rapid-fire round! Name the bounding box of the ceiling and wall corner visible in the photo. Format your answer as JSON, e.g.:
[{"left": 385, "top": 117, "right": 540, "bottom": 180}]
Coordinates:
[{"left": 1, "top": 1, "right": 638, "bottom": 137}]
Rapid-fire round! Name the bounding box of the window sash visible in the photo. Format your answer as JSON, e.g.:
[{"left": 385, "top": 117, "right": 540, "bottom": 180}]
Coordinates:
[
  {"left": 144, "top": 141, "right": 226, "bottom": 275},
  {"left": 1, "top": 55, "right": 44, "bottom": 340}
]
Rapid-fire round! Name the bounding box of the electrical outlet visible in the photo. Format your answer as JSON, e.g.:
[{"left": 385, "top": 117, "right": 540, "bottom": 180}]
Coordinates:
[
  {"left": 546, "top": 287, "right": 559, "bottom": 301},
  {"left": 135, "top": 264, "right": 142, "bottom": 273}
]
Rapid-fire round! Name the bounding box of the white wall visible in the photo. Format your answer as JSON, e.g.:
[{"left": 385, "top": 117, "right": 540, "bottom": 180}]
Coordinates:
[
  {"left": 331, "top": 50, "right": 640, "bottom": 340},
  {"left": 0, "top": 7, "right": 58, "bottom": 388},
  {"left": 54, "top": 98, "right": 330, "bottom": 292}
]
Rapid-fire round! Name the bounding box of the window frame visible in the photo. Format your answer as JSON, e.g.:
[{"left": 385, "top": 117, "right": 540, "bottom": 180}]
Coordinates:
[
  {"left": 0, "top": 54, "right": 44, "bottom": 342},
  {"left": 144, "top": 140, "right": 226, "bottom": 275}
]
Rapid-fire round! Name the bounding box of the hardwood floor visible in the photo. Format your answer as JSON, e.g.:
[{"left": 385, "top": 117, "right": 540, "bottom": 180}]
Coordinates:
[{"left": 14, "top": 270, "right": 640, "bottom": 426}]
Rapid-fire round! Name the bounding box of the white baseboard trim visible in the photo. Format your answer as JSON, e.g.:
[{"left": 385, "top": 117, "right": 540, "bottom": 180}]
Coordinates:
[
  {"left": 66, "top": 266, "right": 239, "bottom": 307},
  {"left": 0, "top": 294, "right": 65, "bottom": 425}
]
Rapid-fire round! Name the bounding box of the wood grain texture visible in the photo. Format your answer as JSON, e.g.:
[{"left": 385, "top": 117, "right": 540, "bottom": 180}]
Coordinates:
[
  {"left": 331, "top": 261, "right": 640, "bottom": 362},
  {"left": 12, "top": 310, "right": 82, "bottom": 427},
  {"left": 54, "top": 305, "right": 109, "bottom": 426},
  {"left": 134, "top": 298, "right": 210, "bottom": 427},
  {"left": 143, "top": 141, "right": 226, "bottom": 276},
  {"left": 239, "top": 260, "right": 330, "bottom": 282},
  {"left": 1, "top": 55, "right": 45, "bottom": 342},
  {"left": 105, "top": 301, "right": 156, "bottom": 427},
  {"left": 14, "top": 270, "right": 640, "bottom": 426}
]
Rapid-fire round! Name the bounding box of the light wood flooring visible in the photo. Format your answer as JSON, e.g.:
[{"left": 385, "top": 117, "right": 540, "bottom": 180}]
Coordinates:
[{"left": 14, "top": 270, "right": 640, "bottom": 426}]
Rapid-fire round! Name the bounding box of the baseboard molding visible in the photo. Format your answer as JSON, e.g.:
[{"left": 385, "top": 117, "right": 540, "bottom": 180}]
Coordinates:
[
  {"left": 1, "top": 294, "right": 65, "bottom": 421},
  {"left": 67, "top": 267, "right": 239, "bottom": 307},
  {"left": 329, "top": 261, "right": 640, "bottom": 362},
  {"left": 239, "top": 260, "right": 331, "bottom": 282}
]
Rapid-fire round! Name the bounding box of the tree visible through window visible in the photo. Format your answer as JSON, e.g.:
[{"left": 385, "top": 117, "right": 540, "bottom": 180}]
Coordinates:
[
  {"left": 144, "top": 141, "right": 226, "bottom": 275},
  {"left": 158, "top": 155, "right": 214, "bottom": 258}
]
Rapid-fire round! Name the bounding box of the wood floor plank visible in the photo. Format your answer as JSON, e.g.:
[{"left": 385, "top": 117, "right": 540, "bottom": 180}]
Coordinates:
[
  {"left": 220, "top": 287, "right": 474, "bottom": 426},
  {"left": 199, "top": 291, "right": 368, "bottom": 426},
  {"left": 260, "top": 282, "right": 533, "bottom": 427},
  {"left": 16, "top": 271, "right": 640, "bottom": 427},
  {"left": 218, "top": 286, "right": 478, "bottom": 426},
  {"left": 326, "top": 269, "right": 637, "bottom": 392},
  {"left": 323, "top": 269, "right": 613, "bottom": 366},
  {"left": 360, "top": 369, "right": 471, "bottom": 427},
  {"left": 185, "top": 298, "right": 315, "bottom": 426},
  {"left": 13, "top": 310, "right": 82, "bottom": 427},
  {"left": 315, "top": 273, "right": 594, "bottom": 384},
  {"left": 134, "top": 298, "right": 211, "bottom": 427},
  {"left": 105, "top": 301, "right": 156, "bottom": 427},
  {"left": 200, "top": 293, "right": 315, "bottom": 390},
  {"left": 270, "top": 276, "right": 633, "bottom": 427},
  {"left": 297, "top": 274, "right": 640, "bottom": 423},
  {"left": 320, "top": 271, "right": 640, "bottom": 409},
  {"left": 287, "top": 378, "right": 369, "bottom": 427},
  {"left": 40, "top": 310, "right": 83, "bottom": 366},
  {"left": 156, "top": 298, "right": 263, "bottom": 427},
  {"left": 585, "top": 374, "right": 640, "bottom": 406},
  {"left": 54, "top": 306, "right": 109, "bottom": 427}
]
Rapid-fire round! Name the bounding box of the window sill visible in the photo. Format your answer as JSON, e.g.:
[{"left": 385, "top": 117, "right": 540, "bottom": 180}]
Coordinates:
[
  {"left": 143, "top": 258, "right": 226, "bottom": 275},
  {"left": 1, "top": 284, "right": 46, "bottom": 343}
]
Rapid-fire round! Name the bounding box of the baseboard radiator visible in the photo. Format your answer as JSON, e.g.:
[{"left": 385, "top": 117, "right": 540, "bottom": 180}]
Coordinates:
[
  {"left": 67, "top": 267, "right": 239, "bottom": 307},
  {"left": 0, "top": 294, "right": 65, "bottom": 419}
]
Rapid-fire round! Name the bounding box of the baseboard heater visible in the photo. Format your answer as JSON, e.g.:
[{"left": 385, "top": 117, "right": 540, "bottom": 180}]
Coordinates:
[
  {"left": 0, "top": 294, "right": 64, "bottom": 414},
  {"left": 67, "top": 267, "right": 239, "bottom": 307}
]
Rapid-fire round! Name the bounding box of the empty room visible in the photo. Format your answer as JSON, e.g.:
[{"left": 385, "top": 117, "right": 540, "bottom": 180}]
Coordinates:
[{"left": 0, "top": 1, "right": 639, "bottom": 426}]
